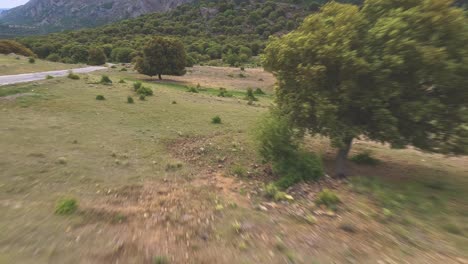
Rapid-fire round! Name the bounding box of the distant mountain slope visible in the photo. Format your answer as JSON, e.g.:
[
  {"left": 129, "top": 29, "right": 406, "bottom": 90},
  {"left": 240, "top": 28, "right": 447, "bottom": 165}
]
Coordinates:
[{"left": 0, "top": 0, "right": 193, "bottom": 33}]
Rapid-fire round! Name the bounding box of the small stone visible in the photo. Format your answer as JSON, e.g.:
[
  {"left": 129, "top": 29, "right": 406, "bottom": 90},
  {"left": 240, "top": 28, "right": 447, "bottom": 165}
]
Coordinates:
[{"left": 57, "top": 157, "right": 67, "bottom": 164}]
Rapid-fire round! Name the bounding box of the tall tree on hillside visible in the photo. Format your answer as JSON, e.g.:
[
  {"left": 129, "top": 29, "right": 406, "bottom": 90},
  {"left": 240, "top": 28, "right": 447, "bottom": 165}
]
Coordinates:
[
  {"left": 263, "top": 0, "right": 468, "bottom": 177},
  {"left": 135, "top": 37, "right": 186, "bottom": 80},
  {"left": 88, "top": 47, "right": 106, "bottom": 65}
]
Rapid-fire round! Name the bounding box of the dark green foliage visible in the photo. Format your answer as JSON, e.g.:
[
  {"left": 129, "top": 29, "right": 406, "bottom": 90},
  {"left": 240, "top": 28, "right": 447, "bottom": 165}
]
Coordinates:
[
  {"left": 217, "top": 87, "right": 233, "bottom": 97},
  {"left": 187, "top": 87, "right": 199, "bottom": 93},
  {"left": 253, "top": 88, "right": 265, "bottom": 95},
  {"left": 96, "top": 95, "right": 105, "bottom": 100},
  {"left": 45, "top": 75, "right": 54, "bottom": 79},
  {"left": 127, "top": 96, "right": 134, "bottom": 104},
  {"left": 211, "top": 116, "right": 222, "bottom": 124},
  {"left": 135, "top": 37, "right": 186, "bottom": 80},
  {"left": 99, "top": 75, "right": 112, "bottom": 85},
  {"left": 55, "top": 198, "right": 78, "bottom": 215},
  {"left": 88, "top": 47, "right": 106, "bottom": 65},
  {"left": 120, "top": 68, "right": 127, "bottom": 72},
  {"left": 133, "top": 81, "right": 142, "bottom": 91},
  {"left": 137, "top": 86, "right": 153, "bottom": 96},
  {"left": 46, "top": 53, "right": 60, "bottom": 62},
  {"left": 240, "top": 66, "right": 245, "bottom": 71},
  {"left": 110, "top": 47, "right": 135, "bottom": 63},
  {"left": 67, "top": 72, "right": 80, "bottom": 80},
  {"left": 244, "top": 88, "right": 257, "bottom": 101},
  {"left": 256, "top": 112, "right": 323, "bottom": 188},
  {"left": 264, "top": 0, "right": 468, "bottom": 168},
  {"left": 28, "top": 57, "right": 35, "bottom": 63},
  {"left": 0, "top": 40, "right": 35, "bottom": 57},
  {"left": 118, "top": 79, "right": 126, "bottom": 83},
  {"left": 139, "top": 95, "right": 146, "bottom": 101},
  {"left": 171, "top": 101, "right": 177, "bottom": 104},
  {"left": 351, "top": 151, "right": 380, "bottom": 166},
  {"left": 315, "top": 189, "right": 340, "bottom": 207}
]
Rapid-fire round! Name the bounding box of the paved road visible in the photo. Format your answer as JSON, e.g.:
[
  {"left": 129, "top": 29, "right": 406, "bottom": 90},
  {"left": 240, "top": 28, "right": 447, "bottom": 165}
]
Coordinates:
[{"left": 0, "top": 66, "right": 107, "bottom": 86}]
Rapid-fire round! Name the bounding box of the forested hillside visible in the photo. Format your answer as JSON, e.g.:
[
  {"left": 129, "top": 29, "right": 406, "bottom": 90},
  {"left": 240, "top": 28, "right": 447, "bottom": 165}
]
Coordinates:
[{"left": 17, "top": 0, "right": 362, "bottom": 66}]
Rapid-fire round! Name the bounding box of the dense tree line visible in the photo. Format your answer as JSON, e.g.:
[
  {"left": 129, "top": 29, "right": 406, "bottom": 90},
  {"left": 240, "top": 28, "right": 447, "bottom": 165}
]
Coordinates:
[{"left": 15, "top": 0, "right": 363, "bottom": 66}]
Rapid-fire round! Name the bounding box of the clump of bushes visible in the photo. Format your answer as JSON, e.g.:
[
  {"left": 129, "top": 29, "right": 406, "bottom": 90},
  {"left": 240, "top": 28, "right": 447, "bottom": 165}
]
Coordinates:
[
  {"left": 256, "top": 112, "right": 323, "bottom": 189},
  {"left": 139, "top": 95, "right": 146, "bottom": 101},
  {"left": 211, "top": 116, "right": 222, "bottom": 124},
  {"left": 55, "top": 198, "right": 78, "bottom": 215},
  {"left": 99, "top": 75, "right": 112, "bottom": 85},
  {"left": 187, "top": 86, "right": 199, "bottom": 93},
  {"left": 120, "top": 68, "right": 127, "bottom": 72},
  {"left": 28, "top": 57, "right": 35, "bottom": 64},
  {"left": 45, "top": 75, "right": 54, "bottom": 79},
  {"left": 218, "top": 88, "right": 233, "bottom": 97},
  {"left": 133, "top": 81, "right": 142, "bottom": 91},
  {"left": 136, "top": 86, "right": 153, "bottom": 96},
  {"left": 127, "top": 96, "right": 134, "bottom": 104},
  {"left": 67, "top": 72, "right": 80, "bottom": 80},
  {"left": 315, "top": 189, "right": 341, "bottom": 208},
  {"left": 264, "top": 183, "right": 292, "bottom": 201},
  {"left": 0, "top": 40, "right": 35, "bottom": 57},
  {"left": 96, "top": 95, "right": 105, "bottom": 100},
  {"left": 350, "top": 151, "right": 380, "bottom": 166},
  {"left": 118, "top": 79, "right": 126, "bottom": 83},
  {"left": 254, "top": 88, "right": 265, "bottom": 95},
  {"left": 245, "top": 88, "right": 258, "bottom": 101}
]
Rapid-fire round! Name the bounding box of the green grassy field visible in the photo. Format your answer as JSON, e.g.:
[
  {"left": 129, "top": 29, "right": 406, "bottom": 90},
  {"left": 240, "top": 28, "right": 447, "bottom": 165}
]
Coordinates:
[
  {"left": 0, "top": 55, "right": 84, "bottom": 75},
  {"left": 0, "top": 67, "right": 466, "bottom": 263}
]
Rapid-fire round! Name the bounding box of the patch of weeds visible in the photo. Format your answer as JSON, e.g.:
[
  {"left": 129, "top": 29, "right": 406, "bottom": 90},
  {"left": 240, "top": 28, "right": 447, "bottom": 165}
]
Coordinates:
[
  {"left": 133, "top": 81, "right": 142, "bottom": 91},
  {"left": 350, "top": 151, "right": 380, "bottom": 165},
  {"left": 28, "top": 57, "right": 35, "bottom": 63},
  {"left": 232, "top": 220, "right": 242, "bottom": 234},
  {"left": 120, "top": 68, "right": 127, "bottom": 72},
  {"left": 253, "top": 88, "right": 265, "bottom": 95},
  {"left": 171, "top": 101, "right": 177, "bottom": 104},
  {"left": 315, "top": 189, "right": 340, "bottom": 208},
  {"left": 211, "top": 116, "right": 222, "bottom": 124},
  {"left": 137, "top": 86, "right": 153, "bottom": 96},
  {"left": 231, "top": 165, "right": 247, "bottom": 177},
  {"left": 339, "top": 222, "right": 358, "bottom": 233},
  {"left": 118, "top": 79, "right": 126, "bottom": 83},
  {"left": 264, "top": 183, "right": 292, "bottom": 201},
  {"left": 127, "top": 96, "right": 134, "bottom": 104},
  {"left": 186, "top": 86, "right": 199, "bottom": 93},
  {"left": 96, "top": 95, "right": 105, "bottom": 101},
  {"left": 244, "top": 88, "right": 258, "bottom": 101},
  {"left": 227, "top": 73, "right": 234, "bottom": 78},
  {"left": 166, "top": 162, "right": 183, "bottom": 171},
  {"left": 110, "top": 65, "right": 117, "bottom": 69},
  {"left": 218, "top": 88, "right": 233, "bottom": 97},
  {"left": 139, "top": 95, "right": 146, "bottom": 101},
  {"left": 304, "top": 214, "right": 317, "bottom": 225},
  {"left": 153, "top": 256, "right": 169, "bottom": 264},
  {"left": 112, "top": 213, "right": 127, "bottom": 224},
  {"left": 67, "top": 72, "right": 80, "bottom": 80},
  {"left": 55, "top": 198, "right": 78, "bottom": 215},
  {"left": 45, "top": 75, "right": 54, "bottom": 79},
  {"left": 238, "top": 73, "right": 246, "bottom": 78},
  {"left": 99, "top": 75, "right": 112, "bottom": 85},
  {"left": 240, "top": 66, "right": 245, "bottom": 71},
  {"left": 442, "top": 222, "right": 463, "bottom": 235}
]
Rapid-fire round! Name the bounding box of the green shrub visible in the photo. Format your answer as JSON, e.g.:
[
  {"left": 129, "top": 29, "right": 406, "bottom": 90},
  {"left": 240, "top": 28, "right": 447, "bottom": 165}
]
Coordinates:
[
  {"left": 99, "top": 75, "right": 112, "bottom": 85},
  {"left": 218, "top": 88, "right": 233, "bottom": 97},
  {"left": 45, "top": 75, "right": 54, "bottom": 80},
  {"left": 153, "top": 256, "right": 169, "bottom": 264},
  {"left": 110, "top": 65, "right": 117, "bottom": 69},
  {"left": 120, "top": 68, "right": 127, "bottom": 71},
  {"left": 240, "top": 66, "right": 245, "bottom": 71},
  {"left": 118, "top": 79, "right": 126, "bottom": 83},
  {"left": 67, "top": 72, "right": 80, "bottom": 80},
  {"left": 231, "top": 165, "right": 247, "bottom": 177},
  {"left": 127, "top": 96, "right": 134, "bottom": 104},
  {"left": 350, "top": 151, "right": 380, "bottom": 165},
  {"left": 256, "top": 112, "right": 323, "bottom": 189},
  {"left": 187, "top": 86, "right": 199, "bottom": 93},
  {"left": 133, "top": 81, "right": 142, "bottom": 91},
  {"left": 315, "top": 189, "right": 340, "bottom": 207},
  {"left": 171, "top": 101, "right": 177, "bottom": 104},
  {"left": 254, "top": 88, "right": 265, "bottom": 95},
  {"left": 244, "top": 88, "right": 258, "bottom": 101},
  {"left": 28, "top": 57, "right": 35, "bottom": 63},
  {"left": 139, "top": 94, "right": 146, "bottom": 101},
  {"left": 136, "top": 86, "right": 153, "bottom": 96},
  {"left": 96, "top": 95, "right": 105, "bottom": 100},
  {"left": 55, "top": 198, "right": 78, "bottom": 215},
  {"left": 211, "top": 116, "right": 222, "bottom": 124}
]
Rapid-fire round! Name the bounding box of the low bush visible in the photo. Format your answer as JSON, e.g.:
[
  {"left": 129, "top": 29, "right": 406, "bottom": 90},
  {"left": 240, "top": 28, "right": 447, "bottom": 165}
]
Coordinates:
[
  {"left": 96, "top": 95, "right": 105, "bottom": 100},
  {"left": 99, "top": 75, "right": 112, "bottom": 85},
  {"left": 153, "top": 256, "right": 169, "bottom": 264},
  {"left": 139, "top": 94, "right": 146, "bottom": 101},
  {"left": 351, "top": 151, "right": 380, "bottom": 165},
  {"left": 55, "top": 198, "right": 78, "bottom": 215},
  {"left": 211, "top": 116, "right": 222, "bottom": 124},
  {"left": 240, "top": 66, "right": 245, "bottom": 71},
  {"left": 133, "top": 81, "right": 142, "bottom": 91},
  {"left": 67, "top": 72, "right": 80, "bottom": 80},
  {"left": 254, "top": 88, "right": 265, "bottom": 95},
  {"left": 218, "top": 88, "right": 233, "bottom": 97},
  {"left": 239, "top": 73, "right": 246, "bottom": 78},
  {"left": 120, "top": 68, "right": 127, "bottom": 72},
  {"left": 28, "top": 57, "right": 35, "bottom": 64},
  {"left": 136, "top": 86, "right": 153, "bottom": 96},
  {"left": 127, "top": 96, "right": 134, "bottom": 104},
  {"left": 45, "top": 75, "right": 54, "bottom": 79},
  {"left": 187, "top": 86, "right": 199, "bottom": 93},
  {"left": 315, "top": 189, "right": 341, "bottom": 208},
  {"left": 231, "top": 165, "right": 247, "bottom": 177},
  {"left": 118, "top": 79, "right": 126, "bottom": 83},
  {"left": 244, "top": 88, "right": 258, "bottom": 101}
]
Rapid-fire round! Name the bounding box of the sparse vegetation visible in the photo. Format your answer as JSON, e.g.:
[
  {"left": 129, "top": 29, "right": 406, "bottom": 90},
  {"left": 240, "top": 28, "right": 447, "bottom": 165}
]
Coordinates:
[
  {"left": 127, "top": 96, "right": 134, "bottom": 104},
  {"left": 153, "top": 256, "right": 169, "bottom": 264},
  {"left": 244, "top": 88, "right": 257, "bottom": 101},
  {"left": 133, "top": 81, "right": 142, "bottom": 91},
  {"left": 315, "top": 189, "right": 341, "bottom": 208},
  {"left": 187, "top": 86, "right": 199, "bottom": 93},
  {"left": 55, "top": 198, "right": 78, "bottom": 215},
  {"left": 231, "top": 165, "right": 247, "bottom": 177},
  {"left": 253, "top": 88, "right": 265, "bottom": 95},
  {"left": 139, "top": 95, "right": 146, "bottom": 101},
  {"left": 351, "top": 151, "right": 380, "bottom": 165}
]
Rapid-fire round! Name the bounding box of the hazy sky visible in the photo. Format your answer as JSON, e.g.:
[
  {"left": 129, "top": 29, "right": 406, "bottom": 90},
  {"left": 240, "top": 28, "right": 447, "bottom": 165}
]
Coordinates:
[{"left": 0, "top": 0, "right": 29, "bottom": 8}]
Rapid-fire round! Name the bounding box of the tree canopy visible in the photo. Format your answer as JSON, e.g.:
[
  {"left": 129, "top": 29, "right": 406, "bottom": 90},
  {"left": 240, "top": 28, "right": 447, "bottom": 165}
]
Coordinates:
[
  {"left": 264, "top": 0, "right": 468, "bottom": 177},
  {"left": 135, "top": 37, "right": 187, "bottom": 80}
]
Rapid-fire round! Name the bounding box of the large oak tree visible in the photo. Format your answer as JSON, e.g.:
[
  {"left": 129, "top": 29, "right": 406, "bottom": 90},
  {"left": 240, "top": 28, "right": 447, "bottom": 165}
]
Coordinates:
[
  {"left": 263, "top": 0, "right": 468, "bottom": 177},
  {"left": 135, "top": 36, "right": 187, "bottom": 80}
]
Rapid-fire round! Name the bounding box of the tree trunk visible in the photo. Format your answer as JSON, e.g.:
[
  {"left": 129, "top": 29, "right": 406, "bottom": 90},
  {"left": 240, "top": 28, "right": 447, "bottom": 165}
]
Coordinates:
[
  {"left": 335, "top": 137, "right": 353, "bottom": 178},
  {"left": 158, "top": 74, "right": 162, "bottom": 80}
]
